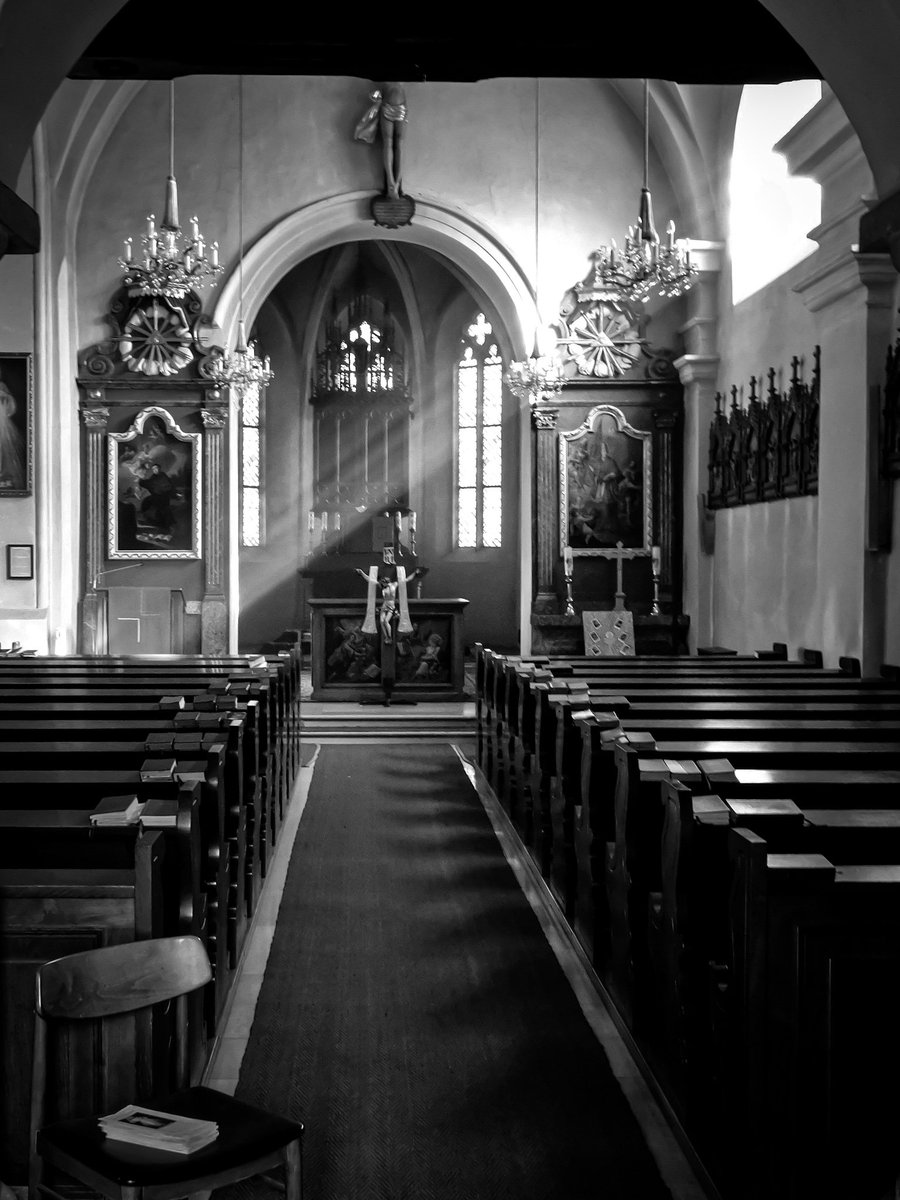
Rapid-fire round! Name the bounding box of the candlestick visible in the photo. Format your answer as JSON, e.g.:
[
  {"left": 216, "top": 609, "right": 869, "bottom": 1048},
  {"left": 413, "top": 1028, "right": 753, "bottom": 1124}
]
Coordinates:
[{"left": 320, "top": 511, "right": 328, "bottom": 545}]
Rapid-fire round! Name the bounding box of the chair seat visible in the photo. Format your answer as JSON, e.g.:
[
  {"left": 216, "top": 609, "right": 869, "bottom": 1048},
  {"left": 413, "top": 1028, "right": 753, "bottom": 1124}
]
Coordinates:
[{"left": 38, "top": 1086, "right": 303, "bottom": 1188}]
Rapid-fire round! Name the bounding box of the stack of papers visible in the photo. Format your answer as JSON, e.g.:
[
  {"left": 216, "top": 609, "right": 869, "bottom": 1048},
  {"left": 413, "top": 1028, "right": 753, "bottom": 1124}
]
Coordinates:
[
  {"left": 90, "top": 795, "right": 144, "bottom": 826},
  {"left": 99, "top": 1105, "right": 218, "bottom": 1154}
]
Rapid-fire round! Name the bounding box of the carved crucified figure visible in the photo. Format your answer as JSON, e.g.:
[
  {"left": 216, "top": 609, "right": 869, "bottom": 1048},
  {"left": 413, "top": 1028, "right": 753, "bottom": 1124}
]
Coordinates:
[{"left": 353, "top": 81, "right": 408, "bottom": 200}]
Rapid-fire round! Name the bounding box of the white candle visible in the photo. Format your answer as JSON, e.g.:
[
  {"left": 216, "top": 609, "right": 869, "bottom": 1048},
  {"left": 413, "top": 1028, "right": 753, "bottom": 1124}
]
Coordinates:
[
  {"left": 409, "top": 510, "right": 416, "bottom": 534},
  {"left": 651, "top": 545, "right": 661, "bottom": 574},
  {"left": 123, "top": 237, "right": 132, "bottom": 263},
  {"left": 334, "top": 512, "right": 341, "bottom": 532},
  {"left": 308, "top": 510, "right": 315, "bottom": 534},
  {"left": 563, "top": 545, "right": 573, "bottom": 576},
  {"left": 211, "top": 241, "right": 219, "bottom": 268}
]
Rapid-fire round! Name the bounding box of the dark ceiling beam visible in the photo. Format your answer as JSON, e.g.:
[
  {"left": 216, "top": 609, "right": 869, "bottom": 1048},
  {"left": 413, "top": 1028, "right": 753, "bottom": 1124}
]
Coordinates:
[
  {"left": 0, "top": 179, "right": 40, "bottom": 258},
  {"left": 68, "top": 9, "right": 820, "bottom": 85}
]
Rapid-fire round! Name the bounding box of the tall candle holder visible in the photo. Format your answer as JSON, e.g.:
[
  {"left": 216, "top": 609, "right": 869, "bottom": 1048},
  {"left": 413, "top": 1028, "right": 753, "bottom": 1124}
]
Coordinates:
[
  {"left": 562, "top": 544, "right": 575, "bottom": 616},
  {"left": 650, "top": 544, "right": 662, "bottom": 615}
]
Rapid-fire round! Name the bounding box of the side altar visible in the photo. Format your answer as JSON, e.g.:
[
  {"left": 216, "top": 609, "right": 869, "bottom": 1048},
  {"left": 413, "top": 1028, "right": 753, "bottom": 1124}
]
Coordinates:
[{"left": 308, "top": 597, "right": 469, "bottom": 702}]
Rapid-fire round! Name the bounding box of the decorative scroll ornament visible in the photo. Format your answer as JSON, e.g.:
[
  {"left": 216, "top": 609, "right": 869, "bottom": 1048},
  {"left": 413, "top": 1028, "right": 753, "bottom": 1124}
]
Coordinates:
[
  {"left": 707, "top": 346, "right": 820, "bottom": 509},
  {"left": 117, "top": 81, "right": 222, "bottom": 300},
  {"left": 555, "top": 288, "right": 643, "bottom": 378}
]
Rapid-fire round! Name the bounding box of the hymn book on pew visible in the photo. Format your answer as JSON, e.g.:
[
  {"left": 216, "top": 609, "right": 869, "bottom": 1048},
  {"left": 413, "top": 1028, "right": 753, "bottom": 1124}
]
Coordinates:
[
  {"left": 158, "top": 695, "right": 186, "bottom": 710},
  {"left": 99, "top": 1105, "right": 218, "bottom": 1154},
  {"left": 140, "top": 798, "right": 179, "bottom": 827},
  {"left": 89, "top": 794, "right": 144, "bottom": 825},
  {"left": 140, "top": 758, "right": 176, "bottom": 782},
  {"left": 174, "top": 760, "right": 208, "bottom": 784}
]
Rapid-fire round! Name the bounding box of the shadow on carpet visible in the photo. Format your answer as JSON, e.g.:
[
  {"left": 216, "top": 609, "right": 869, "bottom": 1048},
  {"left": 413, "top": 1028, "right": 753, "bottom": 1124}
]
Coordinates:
[{"left": 216, "top": 743, "right": 672, "bottom": 1200}]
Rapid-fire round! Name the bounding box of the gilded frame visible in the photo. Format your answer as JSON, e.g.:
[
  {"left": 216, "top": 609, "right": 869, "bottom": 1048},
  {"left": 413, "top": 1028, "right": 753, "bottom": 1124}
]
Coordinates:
[
  {"left": 559, "top": 403, "right": 653, "bottom": 557},
  {"left": 108, "top": 405, "right": 202, "bottom": 559},
  {"left": 0, "top": 352, "right": 33, "bottom": 497}
]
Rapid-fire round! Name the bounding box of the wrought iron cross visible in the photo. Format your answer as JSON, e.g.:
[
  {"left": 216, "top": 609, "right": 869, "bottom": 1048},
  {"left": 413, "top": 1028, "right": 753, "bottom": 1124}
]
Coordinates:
[{"left": 605, "top": 540, "right": 643, "bottom": 610}]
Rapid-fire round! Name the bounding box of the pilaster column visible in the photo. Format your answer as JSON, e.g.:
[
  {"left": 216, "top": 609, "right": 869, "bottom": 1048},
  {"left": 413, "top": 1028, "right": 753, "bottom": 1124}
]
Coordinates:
[
  {"left": 80, "top": 399, "right": 110, "bottom": 653},
  {"left": 674, "top": 240, "right": 724, "bottom": 651},
  {"left": 531, "top": 405, "right": 560, "bottom": 614},
  {"left": 200, "top": 398, "right": 229, "bottom": 655},
  {"left": 793, "top": 249, "right": 897, "bottom": 671}
]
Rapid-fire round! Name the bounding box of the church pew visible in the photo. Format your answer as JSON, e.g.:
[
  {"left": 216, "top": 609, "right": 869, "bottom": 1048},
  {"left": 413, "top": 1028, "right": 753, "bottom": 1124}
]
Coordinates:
[
  {"left": 720, "top": 833, "right": 900, "bottom": 1200},
  {"left": 657, "top": 783, "right": 900, "bottom": 1165},
  {"left": 0, "top": 827, "right": 175, "bottom": 1181},
  {"left": 525, "top": 675, "right": 900, "bottom": 899},
  {"left": 0, "top": 735, "right": 250, "bottom": 968},
  {"left": 0, "top": 678, "right": 282, "bottom": 839},
  {"left": 485, "top": 655, "right": 897, "bottom": 808},
  {"left": 0, "top": 764, "right": 233, "bottom": 1026},
  {"left": 604, "top": 738, "right": 900, "bottom": 1034},
  {"left": 0, "top": 652, "right": 301, "bottom": 782},
  {"left": 0, "top": 707, "right": 266, "bottom": 918}
]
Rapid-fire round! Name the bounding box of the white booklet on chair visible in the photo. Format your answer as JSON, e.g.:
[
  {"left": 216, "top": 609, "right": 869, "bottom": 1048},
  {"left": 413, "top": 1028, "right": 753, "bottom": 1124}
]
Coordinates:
[{"left": 99, "top": 1105, "right": 218, "bottom": 1154}]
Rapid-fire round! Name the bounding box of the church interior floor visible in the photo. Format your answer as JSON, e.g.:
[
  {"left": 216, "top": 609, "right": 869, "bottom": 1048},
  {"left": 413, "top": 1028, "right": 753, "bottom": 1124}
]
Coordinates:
[{"left": 203, "top": 737, "right": 712, "bottom": 1200}]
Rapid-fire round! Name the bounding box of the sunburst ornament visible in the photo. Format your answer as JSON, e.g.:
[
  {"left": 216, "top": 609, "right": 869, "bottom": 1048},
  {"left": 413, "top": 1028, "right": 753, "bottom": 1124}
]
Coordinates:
[
  {"left": 557, "top": 299, "right": 642, "bottom": 379},
  {"left": 118, "top": 298, "right": 193, "bottom": 377}
]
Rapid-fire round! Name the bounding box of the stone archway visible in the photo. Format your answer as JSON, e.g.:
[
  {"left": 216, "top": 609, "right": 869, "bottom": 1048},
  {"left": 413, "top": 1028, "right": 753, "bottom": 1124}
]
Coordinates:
[{"left": 209, "top": 192, "right": 537, "bottom": 651}]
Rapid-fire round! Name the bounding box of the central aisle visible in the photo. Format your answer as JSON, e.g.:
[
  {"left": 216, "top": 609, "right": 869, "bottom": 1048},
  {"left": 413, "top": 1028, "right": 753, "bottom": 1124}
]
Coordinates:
[{"left": 224, "top": 742, "right": 676, "bottom": 1200}]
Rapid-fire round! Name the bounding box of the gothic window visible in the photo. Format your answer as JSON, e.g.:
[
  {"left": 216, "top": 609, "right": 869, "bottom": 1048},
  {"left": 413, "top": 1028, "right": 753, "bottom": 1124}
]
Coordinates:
[
  {"left": 240, "top": 379, "right": 264, "bottom": 546},
  {"left": 337, "top": 319, "right": 394, "bottom": 393},
  {"left": 456, "top": 312, "right": 502, "bottom": 549}
]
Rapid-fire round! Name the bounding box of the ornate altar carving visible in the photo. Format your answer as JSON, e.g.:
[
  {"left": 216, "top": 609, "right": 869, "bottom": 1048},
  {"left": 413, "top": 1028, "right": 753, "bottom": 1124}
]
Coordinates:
[
  {"left": 78, "top": 286, "right": 223, "bottom": 381},
  {"left": 553, "top": 256, "right": 678, "bottom": 382},
  {"left": 707, "top": 346, "right": 820, "bottom": 509}
]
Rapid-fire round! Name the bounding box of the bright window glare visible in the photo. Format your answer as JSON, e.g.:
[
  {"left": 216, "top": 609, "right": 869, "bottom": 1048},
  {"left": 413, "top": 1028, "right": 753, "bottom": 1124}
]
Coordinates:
[{"left": 730, "top": 81, "right": 822, "bottom": 304}]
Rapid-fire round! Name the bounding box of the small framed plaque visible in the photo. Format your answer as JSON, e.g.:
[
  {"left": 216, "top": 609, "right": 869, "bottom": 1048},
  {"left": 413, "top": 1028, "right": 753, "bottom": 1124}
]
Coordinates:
[{"left": 7, "top": 543, "right": 33, "bottom": 580}]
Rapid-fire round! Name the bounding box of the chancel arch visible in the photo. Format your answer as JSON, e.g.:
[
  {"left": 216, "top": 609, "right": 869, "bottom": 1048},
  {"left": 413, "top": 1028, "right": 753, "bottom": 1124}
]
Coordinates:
[{"left": 211, "top": 193, "right": 534, "bottom": 651}]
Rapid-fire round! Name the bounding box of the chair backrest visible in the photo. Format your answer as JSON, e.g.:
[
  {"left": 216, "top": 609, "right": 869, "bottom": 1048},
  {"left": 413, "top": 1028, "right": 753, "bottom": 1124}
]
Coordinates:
[{"left": 36, "top": 935, "right": 211, "bottom": 1020}]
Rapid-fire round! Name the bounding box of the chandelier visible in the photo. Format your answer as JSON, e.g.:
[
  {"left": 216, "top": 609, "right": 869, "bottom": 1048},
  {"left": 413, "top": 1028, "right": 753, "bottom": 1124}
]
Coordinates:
[
  {"left": 207, "top": 77, "right": 274, "bottom": 395},
  {"left": 118, "top": 81, "right": 223, "bottom": 300},
  {"left": 504, "top": 79, "right": 565, "bottom": 407},
  {"left": 587, "top": 79, "right": 698, "bottom": 305}
]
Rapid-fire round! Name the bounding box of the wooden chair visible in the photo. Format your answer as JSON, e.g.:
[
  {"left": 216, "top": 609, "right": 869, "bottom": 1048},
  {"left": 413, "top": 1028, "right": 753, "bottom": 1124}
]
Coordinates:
[{"left": 29, "top": 935, "right": 303, "bottom": 1200}]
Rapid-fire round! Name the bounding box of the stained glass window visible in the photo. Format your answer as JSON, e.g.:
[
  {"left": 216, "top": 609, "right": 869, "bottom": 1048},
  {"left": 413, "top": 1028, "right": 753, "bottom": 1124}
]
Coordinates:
[
  {"left": 456, "top": 314, "right": 503, "bottom": 548},
  {"left": 241, "top": 379, "right": 264, "bottom": 546}
]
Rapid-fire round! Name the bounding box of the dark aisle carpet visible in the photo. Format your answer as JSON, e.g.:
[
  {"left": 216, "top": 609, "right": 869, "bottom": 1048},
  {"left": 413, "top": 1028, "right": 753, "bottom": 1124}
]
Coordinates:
[{"left": 223, "top": 743, "right": 672, "bottom": 1200}]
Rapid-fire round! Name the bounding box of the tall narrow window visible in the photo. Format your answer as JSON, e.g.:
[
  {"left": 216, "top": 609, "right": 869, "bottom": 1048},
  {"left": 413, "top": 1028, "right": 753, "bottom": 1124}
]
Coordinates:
[
  {"left": 240, "top": 379, "right": 264, "bottom": 546},
  {"left": 456, "top": 313, "right": 503, "bottom": 548}
]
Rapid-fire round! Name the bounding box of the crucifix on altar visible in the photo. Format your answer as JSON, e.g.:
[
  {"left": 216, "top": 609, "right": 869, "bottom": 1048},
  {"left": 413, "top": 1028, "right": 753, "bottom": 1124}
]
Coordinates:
[{"left": 354, "top": 510, "right": 425, "bottom": 705}]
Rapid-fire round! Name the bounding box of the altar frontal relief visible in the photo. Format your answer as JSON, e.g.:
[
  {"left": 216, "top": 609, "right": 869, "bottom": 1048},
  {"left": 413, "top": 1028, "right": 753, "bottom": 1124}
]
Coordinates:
[{"left": 560, "top": 405, "right": 652, "bottom": 554}]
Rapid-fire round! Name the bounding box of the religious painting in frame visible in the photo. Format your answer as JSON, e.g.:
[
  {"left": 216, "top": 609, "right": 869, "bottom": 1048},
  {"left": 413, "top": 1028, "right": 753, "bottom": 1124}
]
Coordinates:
[
  {"left": 107, "top": 405, "right": 202, "bottom": 559},
  {"left": 559, "top": 404, "right": 652, "bottom": 556},
  {"left": 0, "top": 352, "right": 33, "bottom": 497}
]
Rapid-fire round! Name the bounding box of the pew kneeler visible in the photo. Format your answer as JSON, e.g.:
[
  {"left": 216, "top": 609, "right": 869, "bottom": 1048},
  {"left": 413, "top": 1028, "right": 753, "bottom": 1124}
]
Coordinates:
[{"left": 30, "top": 935, "right": 303, "bottom": 1200}]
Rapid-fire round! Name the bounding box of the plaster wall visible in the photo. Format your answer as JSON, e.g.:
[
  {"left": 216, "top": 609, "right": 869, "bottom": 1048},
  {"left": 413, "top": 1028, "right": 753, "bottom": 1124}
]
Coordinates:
[{"left": 0, "top": 150, "right": 38, "bottom": 640}]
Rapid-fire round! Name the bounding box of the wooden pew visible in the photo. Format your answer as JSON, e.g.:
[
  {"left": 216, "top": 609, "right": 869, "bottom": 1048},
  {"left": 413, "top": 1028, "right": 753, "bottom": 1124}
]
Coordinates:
[
  {"left": 0, "top": 826, "right": 172, "bottom": 1180},
  {"left": 723, "top": 832, "right": 900, "bottom": 1200}
]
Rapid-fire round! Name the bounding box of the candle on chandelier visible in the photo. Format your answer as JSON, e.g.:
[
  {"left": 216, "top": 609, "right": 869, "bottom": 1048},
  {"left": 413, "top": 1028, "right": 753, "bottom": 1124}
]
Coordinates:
[
  {"left": 211, "top": 241, "right": 219, "bottom": 268},
  {"left": 394, "top": 511, "right": 402, "bottom": 537},
  {"left": 191, "top": 216, "right": 199, "bottom": 241},
  {"left": 320, "top": 512, "right": 329, "bottom": 541},
  {"left": 123, "top": 237, "right": 133, "bottom": 263},
  {"left": 667, "top": 220, "right": 676, "bottom": 250},
  {"left": 147, "top": 214, "right": 156, "bottom": 236}
]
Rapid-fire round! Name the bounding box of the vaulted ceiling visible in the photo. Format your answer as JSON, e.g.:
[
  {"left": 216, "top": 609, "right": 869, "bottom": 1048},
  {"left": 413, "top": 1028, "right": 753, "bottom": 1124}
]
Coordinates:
[{"left": 67, "top": 4, "right": 819, "bottom": 85}]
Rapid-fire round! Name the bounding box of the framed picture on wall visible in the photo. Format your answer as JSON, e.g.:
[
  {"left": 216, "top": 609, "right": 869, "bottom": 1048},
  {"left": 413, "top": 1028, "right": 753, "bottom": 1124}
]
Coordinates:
[
  {"left": 6, "top": 543, "right": 34, "bottom": 579},
  {"left": 107, "top": 405, "right": 202, "bottom": 559},
  {"left": 559, "top": 403, "right": 653, "bottom": 556},
  {"left": 0, "top": 352, "right": 33, "bottom": 497}
]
